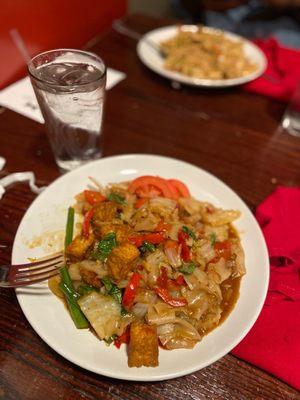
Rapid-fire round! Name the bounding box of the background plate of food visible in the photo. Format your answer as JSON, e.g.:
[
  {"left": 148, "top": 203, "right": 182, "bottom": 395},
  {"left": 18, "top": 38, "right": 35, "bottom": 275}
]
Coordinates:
[
  {"left": 137, "top": 25, "right": 267, "bottom": 88},
  {"left": 12, "top": 154, "right": 269, "bottom": 381}
]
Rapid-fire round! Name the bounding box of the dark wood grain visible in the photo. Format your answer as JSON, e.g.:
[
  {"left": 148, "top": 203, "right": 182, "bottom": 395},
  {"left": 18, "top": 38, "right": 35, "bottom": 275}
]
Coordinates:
[{"left": 0, "top": 13, "right": 299, "bottom": 400}]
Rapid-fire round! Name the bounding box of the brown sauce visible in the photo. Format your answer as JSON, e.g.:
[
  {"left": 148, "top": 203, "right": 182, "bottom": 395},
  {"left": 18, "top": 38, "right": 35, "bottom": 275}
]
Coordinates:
[{"left": 220, "top": 276, "right": 241, "bottom": 323}]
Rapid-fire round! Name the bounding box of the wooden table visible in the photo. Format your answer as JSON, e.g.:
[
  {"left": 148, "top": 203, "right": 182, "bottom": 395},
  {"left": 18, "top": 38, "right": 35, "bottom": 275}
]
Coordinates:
[{"left": 0, "top": 14, "right": 298, "bottom": 400}]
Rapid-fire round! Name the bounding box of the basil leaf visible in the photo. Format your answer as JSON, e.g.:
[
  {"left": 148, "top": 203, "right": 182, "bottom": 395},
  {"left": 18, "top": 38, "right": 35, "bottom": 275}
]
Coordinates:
[
  {"left": 101, "top": 276, "right": 113, "bottom": 292},
  {"left": 210, "top": 233, "right": 216, "bottom": 246},
  {"left": 77, "top": 284, "right": 95, "bottom": 297},
  {"left": 108, "top": 192, "right": 126, "bottom": 205},
  {"left": 109, "top": 285, "right": 123, "bottom": 304},
  {"left": 179, "top": 262, "right": 196, "bottom": 275},
  {"left": 95, "top": 232, "right": 117, "bottom": 261},
  {"left": 182, "top": 226, "right": 196, "bottom": 240},
  {"left": 101, "top": 277, "right": 123, "bottom": 304},
  {"left": 140, "top": 241, "right": 156, "bottom": 253}
]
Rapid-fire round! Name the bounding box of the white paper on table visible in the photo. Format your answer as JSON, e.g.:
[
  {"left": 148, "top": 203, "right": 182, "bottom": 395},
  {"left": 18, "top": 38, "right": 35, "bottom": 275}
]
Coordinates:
[{"left": 0, "top": 68, "right": 126, "bottom": 124}]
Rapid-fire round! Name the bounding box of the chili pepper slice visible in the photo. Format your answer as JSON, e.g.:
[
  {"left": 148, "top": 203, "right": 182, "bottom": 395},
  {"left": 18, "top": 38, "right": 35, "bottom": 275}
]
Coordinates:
[
  {"left": 155, "top": 220, "right": 171, "bottom": 233},
  {"left": 156, "top": 266, "right": 168, "bottom": 288},
  {"left": 129, "top": 232, "right": 165, "bottom": 247},
  {"left": 178, "top": 230, "right": 191, "bottom": 262},
  {"left": 82, "top": 208, "right": 94, "bottom": 238},
  {"left": 122, "top": 272, "right": 142, "bottom": 309},
  {"left": 84, "top": 190, "right": 106, "bottom": 205},
  {"left": 114, "top": 327, "right": 130, "bottom": 349},
  {"left": 154, "top": 287, "right": 187, "bottom": 307}
]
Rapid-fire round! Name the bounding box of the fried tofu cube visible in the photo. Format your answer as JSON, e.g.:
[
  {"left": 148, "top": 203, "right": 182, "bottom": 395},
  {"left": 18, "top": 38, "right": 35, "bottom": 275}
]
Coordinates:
[
  {"left": 80, "top": 268, "right": 101, "bottom": 288},
  {"left": 106, "top": 242, "right": 139, "bottom": 281},
  {"left": 66, "top": 234, "right": 94, "bottom": 261},
  {"left": 98, "top": 223, "right": 133, "bottom": 243},
  {"left": 128, "top": 322, "right": 159, "bottom": 367},
  {"left": 92, "top": 202, "right": 118, "bottom": 226}
]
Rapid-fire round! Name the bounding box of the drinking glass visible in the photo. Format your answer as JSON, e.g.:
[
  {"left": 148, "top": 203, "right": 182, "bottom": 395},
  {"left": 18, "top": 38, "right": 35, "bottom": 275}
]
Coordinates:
[
  {"left": 28, "top": 49, "right": 106, "bottom": 171},
  {"left": 281, "top": 81, "right": 300, "bottom": 137}
]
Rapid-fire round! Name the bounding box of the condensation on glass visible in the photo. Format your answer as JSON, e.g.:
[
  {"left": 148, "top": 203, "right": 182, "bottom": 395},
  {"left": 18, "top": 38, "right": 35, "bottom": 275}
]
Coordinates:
[{"left": 28, "top": 49, "right": 106, "bottom": 171}]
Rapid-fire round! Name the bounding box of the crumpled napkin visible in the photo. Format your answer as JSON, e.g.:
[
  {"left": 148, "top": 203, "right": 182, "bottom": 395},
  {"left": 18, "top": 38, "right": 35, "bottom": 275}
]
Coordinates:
[
  {"left": 244, "top": 38, "right": 300, "bottom": 102},
  {"left": 0, "top": 156, "right": 45, "bottom": 200},
  {"left": 232, "top": 186, "right": 300, "bottom": 390}
]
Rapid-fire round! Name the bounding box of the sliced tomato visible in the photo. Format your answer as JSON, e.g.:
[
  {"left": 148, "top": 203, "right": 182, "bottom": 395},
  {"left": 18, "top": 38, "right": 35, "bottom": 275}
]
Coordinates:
[
  {"left": 84, "top": 190, "right": 106, "bottom": 205},
  {"left": 128, "top": 176, "right": 174, "bottom": 199},
  {"left": 134, "top": 198, "right": 147, "bottom": 209},
  {"left": 165, "top": 180, "right": 180, "bottom": 200},
  {"left": 168, "top": 179, "right": 191, "bottom": 198},
  {"left": 129, "top": 232, "right": 165, "bottom": 247}
]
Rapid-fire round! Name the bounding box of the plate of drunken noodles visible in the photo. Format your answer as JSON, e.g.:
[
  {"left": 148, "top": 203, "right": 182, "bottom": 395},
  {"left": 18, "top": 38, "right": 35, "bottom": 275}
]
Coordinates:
[
  {"left": 137, "top": 25, "right": 267, "bottom": 88},
  {"left": 13, "top": 155, "right": 269, "bottom": 381}
]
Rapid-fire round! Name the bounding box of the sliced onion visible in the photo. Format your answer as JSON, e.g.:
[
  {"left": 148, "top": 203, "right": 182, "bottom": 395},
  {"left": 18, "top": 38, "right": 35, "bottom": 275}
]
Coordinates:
[
  {"left": 132, "top": 303, "right": 148, "bottom": 319},
  {"left": 164, "top": 247, "right": 181, "bottom": 268}
]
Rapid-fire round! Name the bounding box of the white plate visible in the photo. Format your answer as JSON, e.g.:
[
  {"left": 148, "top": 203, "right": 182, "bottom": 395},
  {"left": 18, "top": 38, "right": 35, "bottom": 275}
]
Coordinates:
[
  {"left": 13, "top": 154, "right": 269, "bottom": 381},
  {"left": 137, "top": 25, "right": 267, "bottom": 88}
]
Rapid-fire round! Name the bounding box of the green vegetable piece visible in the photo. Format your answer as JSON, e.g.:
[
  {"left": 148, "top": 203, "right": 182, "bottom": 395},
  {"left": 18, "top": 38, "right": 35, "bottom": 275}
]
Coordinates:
[
  {"left": 182, "top": 226, "right": 196, "bottom": 240},
  {"left": 64, "top": 207, "right": 75, "bottom": 249},
  {"left": 59, "top": 267, "right": 89, "bottom": 329},
  {"left": 108, "top": 192, "right": 126, "bottom": 205},
  {"left": 109, "top": 284, "right": 122, "bottom": 304},
  {"left": 104, "top": 334, "right": 117, "bottom": 345},
  {"left": 77, "top": 284, "right": 95, "bottom": 297},
  {"left": 210, "top": 233, "right": 216, "bottom": 246},
  {"left": 95, "top": 232, "right": 117, "bottom": 261},
  {"left": 179, "top": 261, "right": 196, "bottom": 275},
  {"left": 101, "top": 276, "right": 113, "bottom": 292},
  {"left": 101, "top": 277, "right": 123, "bottom": 304},
  {"left": 121, "top": 306, "right": 129, "bottom": 317},
  {"left": 140, "top": 241, "right": 156, "bottom": 253}
]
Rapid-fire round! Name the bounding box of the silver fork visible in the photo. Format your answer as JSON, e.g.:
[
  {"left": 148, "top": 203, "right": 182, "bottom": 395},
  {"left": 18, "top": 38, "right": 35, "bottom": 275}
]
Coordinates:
[
  {"left": 0, "top": 252, "right": 64, "bottom": 288},
  {"left": 112, "top": 19, "right": 166, "bottom": 58}
]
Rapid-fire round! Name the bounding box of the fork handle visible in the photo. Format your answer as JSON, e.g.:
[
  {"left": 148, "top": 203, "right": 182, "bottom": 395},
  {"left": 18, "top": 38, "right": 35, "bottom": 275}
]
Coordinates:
[
  {"left": 112, "top": 19, "right": 143, "bottom": 41},
  {"left": 0, "top": 265, "right": 9, "bottom": 284}
]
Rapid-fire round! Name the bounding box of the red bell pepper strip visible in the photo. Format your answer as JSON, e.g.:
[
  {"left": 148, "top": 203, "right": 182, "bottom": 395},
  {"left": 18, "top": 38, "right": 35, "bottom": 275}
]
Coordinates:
[
  {"left": 114, "top": 327, "right": 130, "bottom": 349},
  {"left": 84, "top": 190, "right": 106, "bottom": 205},
  {"left": 178, "top": 230, "right": 191, "bottom": 262},
  {"left": 164, "top": 239, "right": 178, "bottom": 250},
  {"left": 129, "top": 232, "right": 165, "bottom": 247},
  {"left": 155, "top": 220, "right": 171, "bottom": 233},
  {"left": 82, "top": 208, "right": 94, "bottom": 238},
  {"left": 156, "top": 266, "right": 168, "bottom": 288},
  {"left": 173, "top": 275, "right": 186, "bottom": 286},
  {"left": 211, "top": 240, "right": 232, "bottom": 263},
  {"left": 154, "top": 287, "right": 187, "bottom": 307},
  {"left": 122, "top": 272, "right": 142, "bottom": 309}
]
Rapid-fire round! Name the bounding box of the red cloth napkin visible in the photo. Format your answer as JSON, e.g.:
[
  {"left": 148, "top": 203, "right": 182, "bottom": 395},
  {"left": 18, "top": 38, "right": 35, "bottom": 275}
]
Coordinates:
[
  {"left": 232, "top": 187, "right": 300, "bottom": 390},
  {"left": 244, "top": 38, "right": 300, "bottom": 102}
]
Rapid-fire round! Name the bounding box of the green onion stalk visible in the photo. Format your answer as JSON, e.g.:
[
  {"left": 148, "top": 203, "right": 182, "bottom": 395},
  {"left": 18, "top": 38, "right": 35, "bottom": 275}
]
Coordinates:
[{"left": 60, "top": 207, "right": 88, "bottom": 329}]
